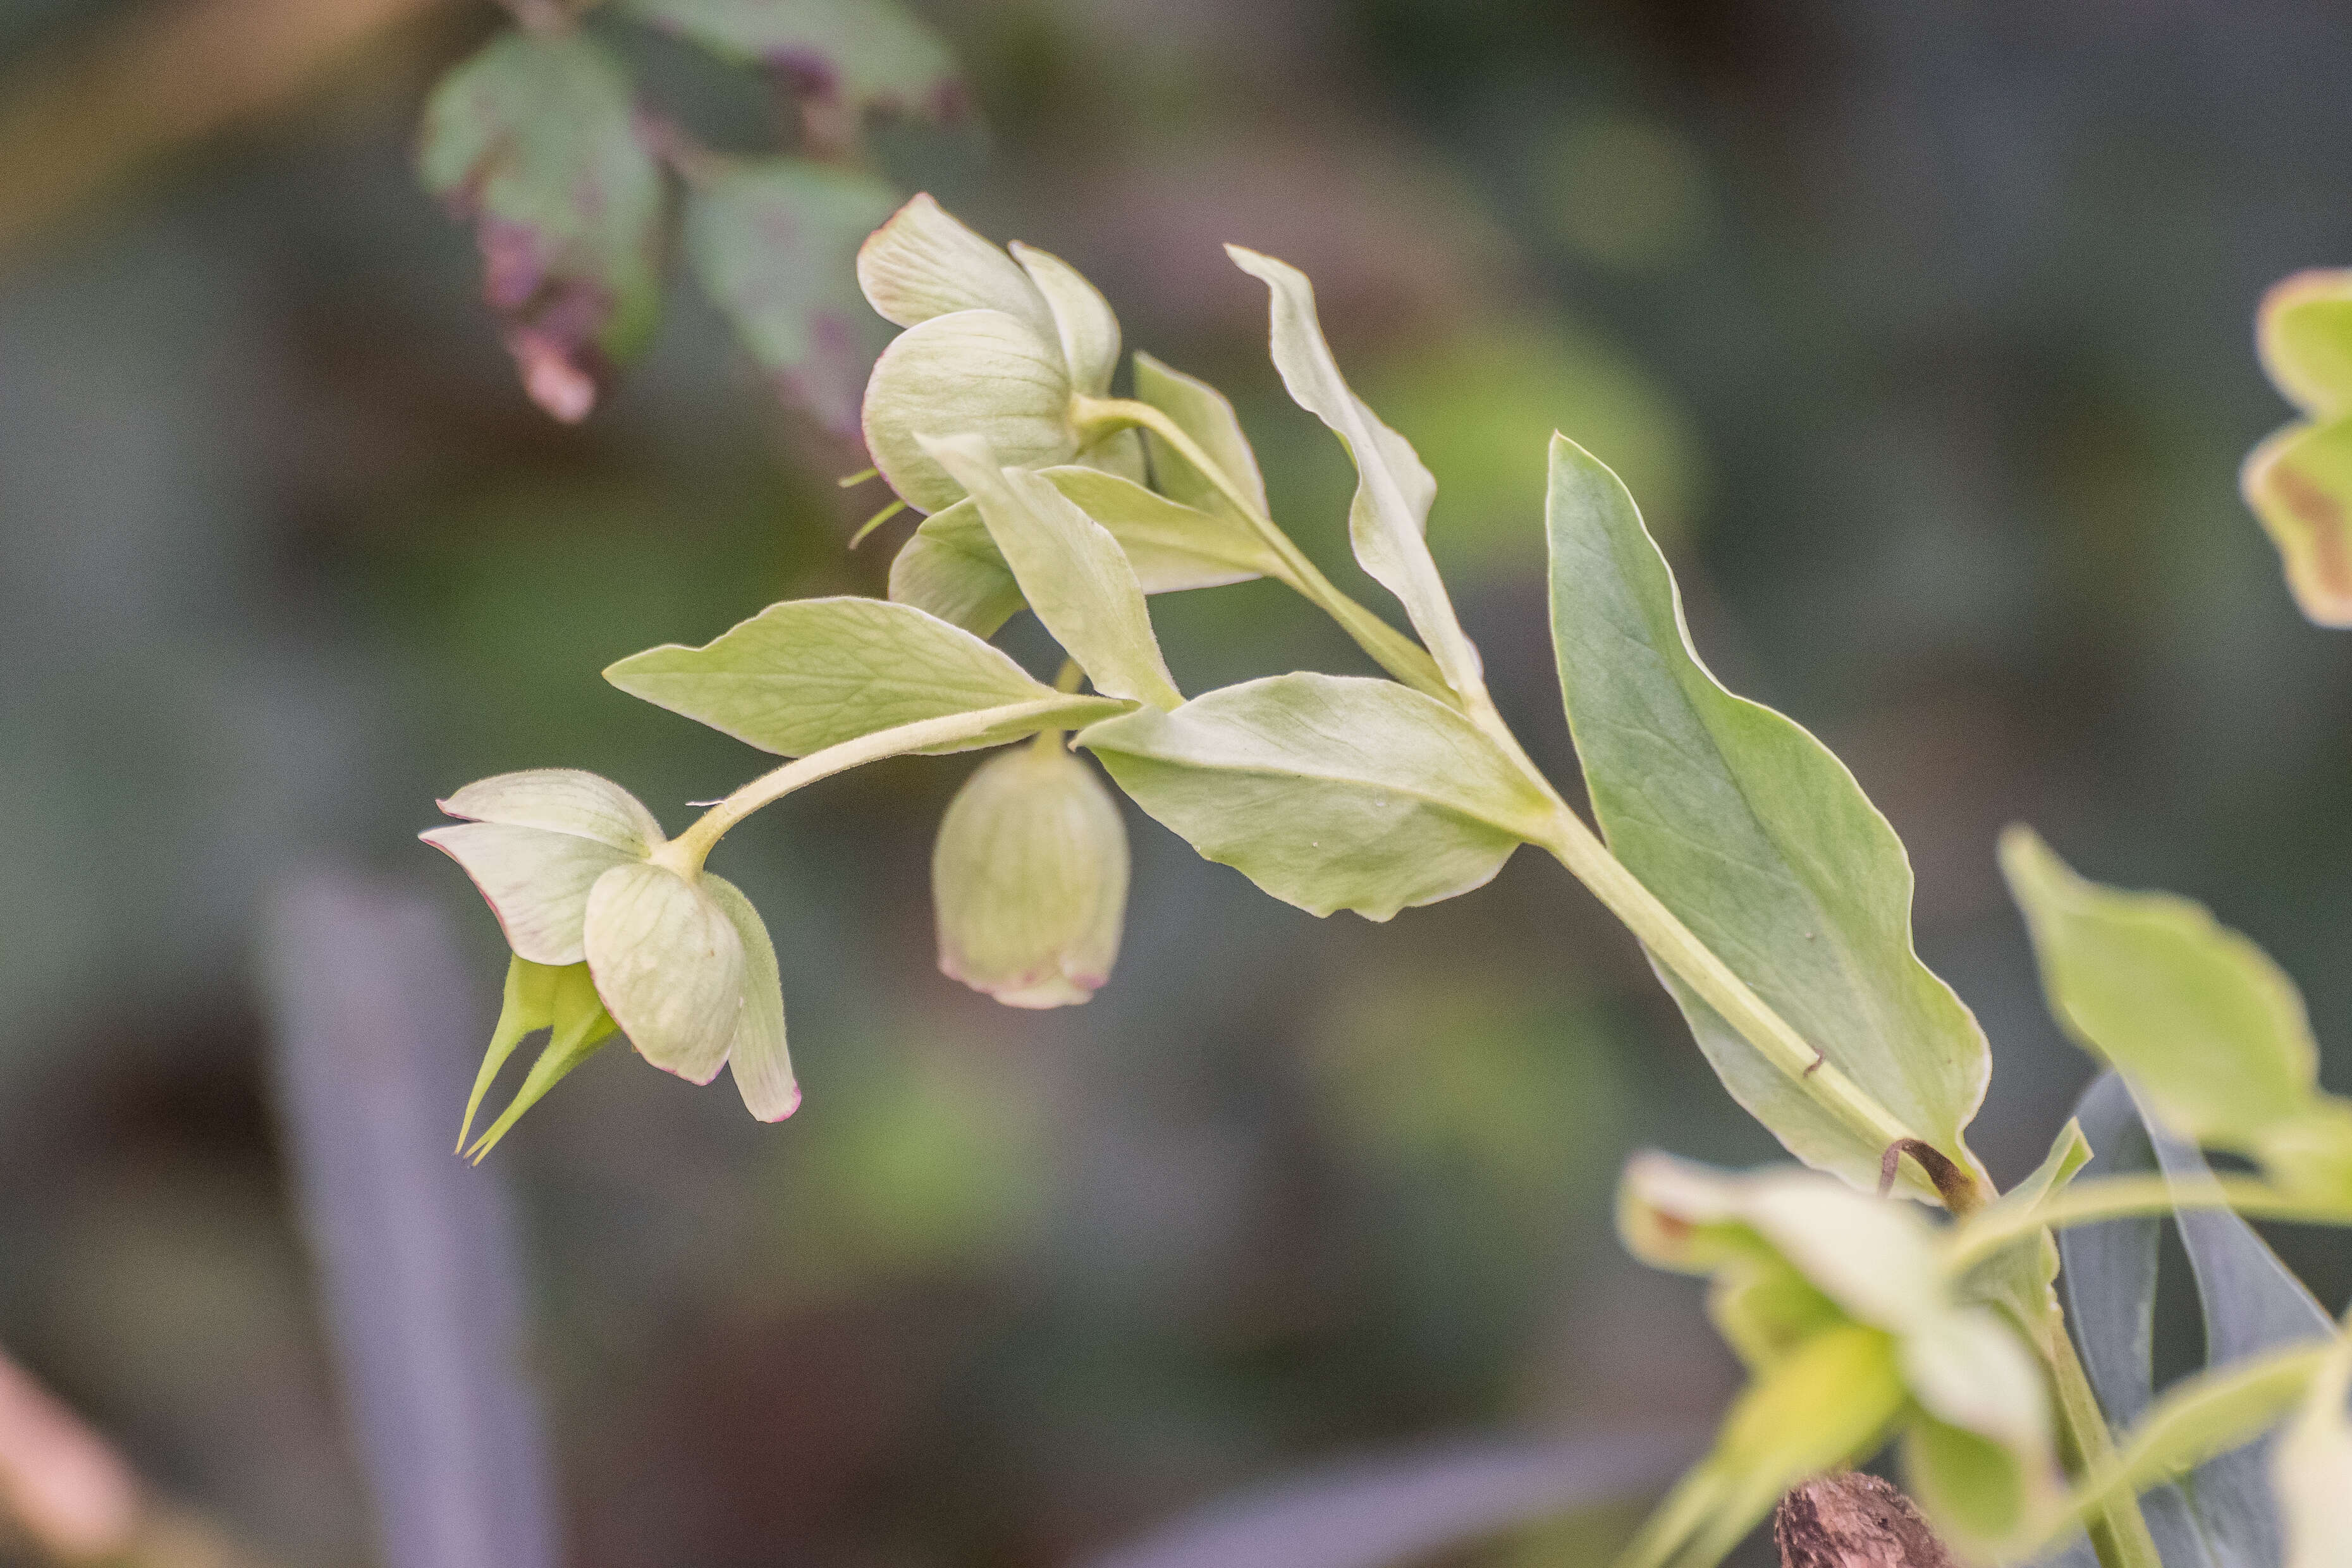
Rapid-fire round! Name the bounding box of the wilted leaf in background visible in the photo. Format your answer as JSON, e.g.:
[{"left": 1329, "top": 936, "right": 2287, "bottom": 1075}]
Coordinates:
[
  {"left": 683, "top": 158, "right": 898, "bottom": 437},
  {"left": 418, "top": 28, "right": 665, "bottom": 422}
]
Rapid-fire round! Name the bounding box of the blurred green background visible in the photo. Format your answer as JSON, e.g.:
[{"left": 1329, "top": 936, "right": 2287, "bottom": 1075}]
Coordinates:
[{"left": 2, "top": 1, "right": 2349, "bottom": 1564}]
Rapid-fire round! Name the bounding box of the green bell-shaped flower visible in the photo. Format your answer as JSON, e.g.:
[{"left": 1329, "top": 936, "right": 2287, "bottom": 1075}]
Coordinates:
[
  {"left": 422, "top": 768, "right": 798, "bottom": 1153},
  {"left": 931, "top": 736, "right": 1129, "bottom": 1008},
  {"left": 857, "top": 193, "right": 1142, "bottom": 513}
]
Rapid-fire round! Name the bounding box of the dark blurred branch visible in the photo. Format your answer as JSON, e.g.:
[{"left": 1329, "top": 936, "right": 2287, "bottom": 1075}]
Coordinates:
[
  {"left": 0, "top": 0, "right": 455, "bottom": 264},
  {"left": 258, "top": 871, "right": 559, "bottom": 1568}
]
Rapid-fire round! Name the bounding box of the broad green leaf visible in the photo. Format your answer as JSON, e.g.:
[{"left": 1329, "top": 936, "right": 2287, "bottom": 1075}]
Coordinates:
[
  {"left": 683, "top": 157, "right": 900, "bottom": 438},
  {"left": 1954, "top": 1117, "right": 2091, "bottom": 1331},
  {"left": 920, "top": 434, "right": 1182, "bottom": 709},
  {"left": 1134, "top": 352, "right": 1270, "bottom": 524},
  {"left": 932, "top": 742, "right": 1129, "bottom": 1008},
  {"left": 889, "top": 467, "right": 1275, "bottom": 637},
  {"left": 2272, "top": 1336, "right": 2352, "bottom": 1568},
  {"left": 460, "top": 955, "right": 618, "bottom": 1153},
  {"left": 1546, "top": 434, "right": 1990, "bottom": 1199},
  {"left": 583, "top": 863, "right": 744, "bottom": 1084},
  {"left": 863, "top": 309, "right": 1075, "bottom": 511},
  {"left": 1906, "top": 1419, "right": 2035, "bottom": 1551},
  {"left": 2001, "top": 828, "right": 2323, "bottom": 1154},
  {"left": 1081, "top": 673, "right": 1552, "bottom": 921},
  {"left": 705, "top": 875, "right": 797, "bottom": 1121},
  {"left": 420, "top": 822, "right": 636, "bottom": 966},
  {"left": 605, "top": 596, "right": 1067, "bottom": 756},
  {"left": 2258, "top": 271, "right": 2352, "bottom": 418},
  {"left": 438, "top": 768, "right": 665, "bottom": 855},
  {"left": 1615, "top": 1323, "right": 1906, "bottom": 1568},
  {"left": 856, "top": 193, "right": 1053, "bottom": 333},
  {"left": 462, "top": 957, "right": 619, "bottom": 1160},
  {"left": 419, "top": 30, "right": 663, "bottom": 422},
  {"left": 624, "top": 0, "right": 962, "bottom": 121},
  {"left": 1012, "top": 242, "right": 1120, "bottom": 397},
  {"left": 1227, "top": 247, "right": 1485, "bottom": 704},
  {"left": 2241, "top": 417, "right": 2352, "bottom": 629}
]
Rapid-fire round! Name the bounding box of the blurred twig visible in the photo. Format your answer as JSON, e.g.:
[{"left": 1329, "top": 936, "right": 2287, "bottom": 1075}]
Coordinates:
[
  {"left": 257, "top": 869, "right": 560, "bottom": 1568},
  {"left": 0, "top": 1344, "right": 276, "bottom": 1567},
  {"left": 0, "top": 0, "right": 454, "bottom": 264}
]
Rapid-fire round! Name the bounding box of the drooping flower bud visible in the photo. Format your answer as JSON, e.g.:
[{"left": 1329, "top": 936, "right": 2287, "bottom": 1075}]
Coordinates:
[
  {"left": 857, "top": 194, "right": 1142, "bottom": 513},
  {"left": 932, "top": 738, "right": 1129, "bottom": 1008},
  {"left": 422, "top": 768, "right": 799, "bottom": 1148}
]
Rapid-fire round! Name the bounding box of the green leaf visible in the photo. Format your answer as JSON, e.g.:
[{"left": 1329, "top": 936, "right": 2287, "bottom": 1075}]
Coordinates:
[
  {"left": 863, "top": 309, "right": 1076, "bottom": 512},
  {"left": 2000, "top": 828, "right": 2331, "bottom": 1159},
  {"left": 683, "top": 157, "right": 900, "bottom": 438},
  {"left": 419, "top": 30, "right": 663, "bottom": 422},
  {"left": 704, "top": 875, "right": 797, "bottom": 1121},
  {"left": 582, "top": 862, "right": 745, "bottom": 1084},
  {"left": 2241, "top": 416, "right": 2352, "bottom": 630},
  {"left": 1227, "top": 246, "right": 1486, "bottom": 704},
  {"left": 2258, "top": 270, "right": 2352, "bottom": 418},
  {"left": 932, "top": 742, "right": 1129, "bottom": 1008},
  {"left": 888, "top": 466, "right": 1275, "bottom": 637},
  {"left": 1080, "top": 672, "right": 1552, "bottom": 921},
  {"left": 1545, "top": 434, "right": 1990, "bottom": 1199},
  {"left": 623, "top": 0, "right": 962, "bottom": 121},
  {"left": 606, "top": 596, "right": 1073, "bottom": 756},
  {"left": 1133, "top": 352, "right": 1271, "bottom": 524},
  {"left": 1904, "top": 1419, "right": 2033, "bottom": 1550},
  {"left": 2272, "top": 1335, "right": 2352, "bottom": 1568},
  {"left": 1954, "top": 1116, "right": 2091, "bottom": 1325},
  {"left": 919, "top": 434, "right": 1183, "bottom": 709},
  {"left": 856, "top": 193, "right": 1053, "bottom": 333}
]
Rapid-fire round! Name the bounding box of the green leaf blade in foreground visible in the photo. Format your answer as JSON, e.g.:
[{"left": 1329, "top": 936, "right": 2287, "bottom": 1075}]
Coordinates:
[
  {"left": 889, "top": 466, "right": 1276, "bottom": 637},
  {"left": 418, "top": 30, "right": 663, "bottom": 422},
  {"left": 683, "top": 158, "right": 900, "bottom": 438},
  {"left": 605, "top": 596, "right": 1065, "bottom": 756},
  {"left": 1081, "top": 673, "right": 1553, "bottom": 921},
  {"left": 1545, "top": 434, "right": 1990, "bottom": 1199}
]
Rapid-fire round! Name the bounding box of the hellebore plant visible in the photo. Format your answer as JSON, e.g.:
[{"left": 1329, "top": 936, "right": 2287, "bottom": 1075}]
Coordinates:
[{"left": 426, "top": 195, "right": 2352, "bottom": 1568}]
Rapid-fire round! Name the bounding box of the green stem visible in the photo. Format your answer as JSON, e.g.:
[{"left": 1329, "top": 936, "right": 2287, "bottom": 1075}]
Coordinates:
[
  {"left": 1072, "top": 396, "right": 1455, "bottom": 707},
  {"left": 663, "top": 695, "right": 1115, "bottom": 874},
  {"left": 2035, "top": 1300, "right": 2166, "bottom": 1568},
  {"left": 1944, "top": 1173, "right": 2352, "bottom": 1274}
]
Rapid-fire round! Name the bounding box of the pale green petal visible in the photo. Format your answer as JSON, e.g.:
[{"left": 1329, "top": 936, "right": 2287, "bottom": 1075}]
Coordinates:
[
  {"left": 1901, "top": 1309, "right": 2054, "bottom": 1460},
  {"left": 2000, "top": 826, "right": 2320, "bottom": 1152},
  {"left": 863, "top": 309, "right": 1074, "bottom": 512},
  {"left": 855, "top": 193, "right": 1049, "bottom": 332},
  {"left": 438, "top": 767, "right": 665, "bottom": 854},
  {"left": 420, "top": 822, "right": 635, "bottom": 965},
  {"left": 1547, "top": 434, "right": 1989, "bottom": 1200},
  {"left": 704, "top": 875, "right": 797, "bottom": 1121},
  {"left": 1081, "top": 673, "right": 1551, "bottom": 921},
  {"left": 886, "top": 494, "right": 1027, "bottom": 637},
  {"left": 933, "top": 744, "right": 1128, "bottom": 1008},
  {"left": 605, "top": 596, "right": 1058, "bottom": 756},
  {"left": 1902, "top": 1419, "right": 2035, "bottom": 1552},
  {"left": 920, "top": 433, "right": 1182, "bottom": 709},
  {"left": 2242, "top": 417, "right": 2352, "bottom": 629},
  {"left": 1134, "top": 351, "right": 1270, "bottom": 522},
  {"left": 1227, "top": 245, "right": 1485, "bottom": 704},
  {"left": 584, "top": 863, "right": 745, "bottom": 1085},
  {"left": 2258, "top": 269, "right": 2352, "bottom": 418},
  {"left": 1010, "top": 242, "right": 1120, "bottom": 397},
  {"left": 2272, "top": 1335, "right": 2352, "bottom": 1568}
]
